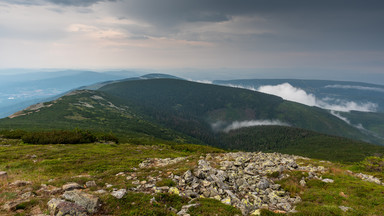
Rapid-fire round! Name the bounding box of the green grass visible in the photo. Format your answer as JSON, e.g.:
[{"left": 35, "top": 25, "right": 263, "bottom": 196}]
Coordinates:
[
  {"left": 276, "top": 166, "right": 384, "bottom": 215},
  {"left": 0, "top": 141, "right": 191, "bottom": 184},
  {"left": 1, "top": 135, "right": 384, "bottom": 215},
  {"left": 187, "top": 198, "right": 242, "bottom": 216},
  {"left": 102, "top": 192, "right": 188, "bottom": 215}
]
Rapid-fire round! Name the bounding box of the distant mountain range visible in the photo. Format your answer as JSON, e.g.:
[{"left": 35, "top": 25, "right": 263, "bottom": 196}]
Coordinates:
[
  {"left": 0, "top": 70, "right": 140, "bottom": 118},
  {"left": 1, "top": 77, "right": 384, "bottom": 162}
]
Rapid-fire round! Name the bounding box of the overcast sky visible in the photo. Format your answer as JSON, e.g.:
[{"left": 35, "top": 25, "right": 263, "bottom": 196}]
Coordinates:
[{"left": 1, "top": 0, "right": 384, "bottom": 83}]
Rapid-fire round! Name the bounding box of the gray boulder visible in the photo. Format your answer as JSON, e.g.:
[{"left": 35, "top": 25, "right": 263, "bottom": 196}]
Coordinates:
[
  {"left": 62, "top": 190, "right": 100, "bottom": 213},
  {"left": 62, "top": 182, "right": 83, "bottom": 191}
]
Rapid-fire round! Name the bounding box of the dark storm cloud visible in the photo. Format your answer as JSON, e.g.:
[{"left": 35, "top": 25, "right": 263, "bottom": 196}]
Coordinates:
[
  {"left": 2, "top": 0, "right": 114, "bottom": 7},
  {"left": 47, "top": 0, "right": 116, "bottom": 7},
  {"left": 108, "top": 0, "right": 384, "bottom": 51},
  {"left": 114, "top": 0, "right": 384, "bottom": 24}
]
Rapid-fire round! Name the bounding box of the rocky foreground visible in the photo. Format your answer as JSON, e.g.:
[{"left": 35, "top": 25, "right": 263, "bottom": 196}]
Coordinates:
[
  {"left": 1, "top": 151, "right": 383, "bottom": 215},
  {"left": 138, "top": 152, "right": 322, "bottom": 215}
]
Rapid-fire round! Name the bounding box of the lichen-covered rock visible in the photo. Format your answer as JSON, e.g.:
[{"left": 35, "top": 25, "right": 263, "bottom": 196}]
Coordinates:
[
  {"left": 2, "top": 199, "right": 30, "bottom": 211},
  {"left": 47, "top": 198, "right": 66, "bottom": 214},
  {"left": 62, "top": 190, "right": 100, "bottom": 213},
  {"left": 55, "top": 201, "right": 88, "bottom": 216},
  {"left": 169, "top": 187, "right": 180, "bottom": 195},
  {"left": 10, "top": 180, "right": 31, "bottom": 187},
  {"left": 62, "top": 182, "right": 83, "bottom": 191},
  {"left": 111, "top": 189, "right": 126, "bottom": 199}
]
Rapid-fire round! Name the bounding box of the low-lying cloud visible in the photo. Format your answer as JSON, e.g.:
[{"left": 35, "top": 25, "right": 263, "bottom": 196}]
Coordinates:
[
  {"left": 222, "top": 120, "right": 289, "bottom": 133},
  {"left": 258, "top": 83, "right": 317, "bottom": 106},
  {"left": 325, "top": 84, "right": 384, "bottom": 93},
  {"left": 330, "top": 110, "right": 366, "bottom": 130},
  {"left": 255, "top": 83, "right": 377, "bottom": 112}
]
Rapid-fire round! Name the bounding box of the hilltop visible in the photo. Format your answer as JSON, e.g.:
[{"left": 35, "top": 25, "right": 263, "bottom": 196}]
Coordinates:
[{"left": 1, "top": 79, "right": 384, "bottom": 162}]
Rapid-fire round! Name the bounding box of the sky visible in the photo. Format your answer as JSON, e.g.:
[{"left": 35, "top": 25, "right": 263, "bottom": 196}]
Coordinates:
[{"left": 1, "top": 0, "right": 384, "bottom": 83}]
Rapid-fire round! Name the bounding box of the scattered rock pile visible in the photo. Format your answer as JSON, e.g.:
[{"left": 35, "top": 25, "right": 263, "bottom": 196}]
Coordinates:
[
  {"left": 47, "top": 183, "right": 100, "bottom": 216},
  {"left": 354, "top": 172, "right": 383, "bottom": 185},
  {"left": 139, "top": 157, "right": 187, "bottom": 168},
  {"left": 170, "top": 152, "right": 302, "bottom": 215}
]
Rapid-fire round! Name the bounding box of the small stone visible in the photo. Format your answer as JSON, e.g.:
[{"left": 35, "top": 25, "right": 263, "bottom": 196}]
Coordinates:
[
  {"left": 221, "top": 197, "right": 231, "bottom": 205},
  {"left": 157, "top": 186, "right": 170, "bottom": 191},
  {"left": 86, "top": 180, "right": 97, "bottom": 188},
  {"left": 10, "top": 180, "right": 31, "bottom": 187},
  {"left": 322, "top": 178, "right": 334, "bottom": 183},
  {"left": 72, "top": 174, "right": 91, "bottom": 179},
  {"left": 339, "top": 205, "right": 353, "bottom": 212},
  {"left": 257, "top": 178, "right": 269, "bottom": 190},
  {"left": 0, "top": 171, "right": 7, "bottom": 182},
  {"left": 116, "top": 172, "right": 125, "bottom": 176},
  {"left": 299, "top": 179, "right": 306, "bottom": 187},
  {"left": 21, "top": 191, "right": 33, "bottom": 199},
  {"left": 111, "top": 189, "right": 126, "bottom": 199},
  {"left": 62, "top": 182, "right": 83, "bottom": 191},
  {"left": 169, "top": 187, "right": 180, "bottom": 195},
  {"left": 105, "top": 183, "right": 113, "bottom": 188},
  {"left": 276, "top": 202, "right": 291, "bottom": 212},
  {"left": 95, "top": 189, "right": 107, "bottom": 194}
]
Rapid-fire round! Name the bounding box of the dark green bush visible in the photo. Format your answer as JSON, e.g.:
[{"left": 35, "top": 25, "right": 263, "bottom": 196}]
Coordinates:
[
  {"left": 361, "top": 156, "right": 384, "bottom": 172},
  {"left": 0, "top": 129, "right": 119, "bottom": 144}
]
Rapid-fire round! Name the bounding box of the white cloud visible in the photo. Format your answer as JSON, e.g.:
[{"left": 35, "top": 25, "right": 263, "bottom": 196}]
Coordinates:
[
  {"left": 228, "top": 83, "right": 378, "bottom": 112},
  {"left": 223, "top": 120, "right": 289, "bottom": 133},
  {"left": 325, "top": 84, "right": 384, "bottom": 93},
  {"left": 187, "top": 79, "right": 213, "bottom": 84},
  {"left": 258, "top": 83, "right": 317, "bottom": 106},
  {"left": 329, "top": 110, "right": 351, "bottom": 124},
  {"left": 330, "top": 110, "right": 367, "bottom": 131},
  {"left": 318, "top": 101, "right": 377, "bottom": 112}
]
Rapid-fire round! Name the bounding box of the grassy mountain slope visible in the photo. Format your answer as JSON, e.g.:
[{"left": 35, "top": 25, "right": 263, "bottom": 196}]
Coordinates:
[
  {"left": 1, "top": 78, "right": 383, "bottom": 162},
  {"left": 336, "top": 111, "right": 384, "bottom": 136},
  {"left": 0, "top": 90, "right": 198, "bottom": 144},
  {"left": 98, "top": 79, "right": 379, "bottom": 144}
]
